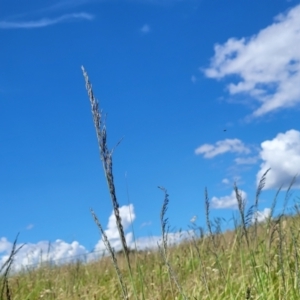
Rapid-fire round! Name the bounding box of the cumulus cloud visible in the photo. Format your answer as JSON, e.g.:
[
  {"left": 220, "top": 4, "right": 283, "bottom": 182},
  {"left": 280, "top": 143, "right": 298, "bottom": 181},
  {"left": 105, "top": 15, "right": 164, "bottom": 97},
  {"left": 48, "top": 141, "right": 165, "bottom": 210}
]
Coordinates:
[
  {"left": 211, "top": 189, "right": 247, "bottom": 209},
  {"left": 0, "top": 13, "right": 94, "bottom": 29},
  {"left": 0, "top": 238, "right": 11, "bottom": 253},
  {"left": 133, "top": 230, "right": 197, "bottom": 252},
  {"left": 140, "top": 24, "right": 151, "bottom": 33},
  {"left": 93, "top": 204, "right": 136, "bottom": 253},
  {"left": 195, "top": 138, "right": 250, "bottom": 158},
  {"left": 1, "top": 205, "right": 137, "bottom": 275},
  {"left": 0, "top": 238, "right": 88, "bottom": 275},
  {"left": 0, "top": 204, "right": 197, "bottom": 275},
  {"left": 251, "top": 208, "right": 271, "bottom": 224},
  {"left": 203, "top": 4, "right": 300, "bottom": 118},
  {"left": 93, "top": 204, "right": 196, "bottom": 253},
  {"left": 256, "top": 129, "right": 300, "bottom": 190}
]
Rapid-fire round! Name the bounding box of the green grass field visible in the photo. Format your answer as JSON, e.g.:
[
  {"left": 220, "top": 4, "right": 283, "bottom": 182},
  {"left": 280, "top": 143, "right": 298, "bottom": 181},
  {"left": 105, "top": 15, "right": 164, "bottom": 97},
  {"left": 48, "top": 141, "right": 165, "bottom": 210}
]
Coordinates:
[{"left": 1, "top": 67, "right": 299, "bottom": 300}]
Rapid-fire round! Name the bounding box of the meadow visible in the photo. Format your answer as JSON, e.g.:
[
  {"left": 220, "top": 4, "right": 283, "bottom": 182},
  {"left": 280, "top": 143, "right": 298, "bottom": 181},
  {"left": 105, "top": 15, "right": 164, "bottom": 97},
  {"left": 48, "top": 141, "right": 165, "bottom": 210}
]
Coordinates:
[{"left": 1, "top": 67, "right": 300, "bottom": 300}]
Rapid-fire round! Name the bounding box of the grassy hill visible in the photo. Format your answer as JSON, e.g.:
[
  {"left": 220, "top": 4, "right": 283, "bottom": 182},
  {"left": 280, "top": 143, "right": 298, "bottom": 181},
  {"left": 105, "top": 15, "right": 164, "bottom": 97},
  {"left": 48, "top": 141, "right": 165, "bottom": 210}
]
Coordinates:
[{"left": 1, "top": 68, "right": 299, "bottom": 300}]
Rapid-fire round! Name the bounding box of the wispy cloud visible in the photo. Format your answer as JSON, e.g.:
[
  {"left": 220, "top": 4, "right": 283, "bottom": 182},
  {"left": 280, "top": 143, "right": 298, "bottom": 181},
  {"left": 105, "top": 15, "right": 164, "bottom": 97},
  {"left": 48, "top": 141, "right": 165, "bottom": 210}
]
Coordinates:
[
  {"left": 26, "top": 224, "right": 34, "bottom": 230},
  {"left": 190, "top": 215, "right": 197, "bottom": 223},
  {"left": 140, "top": 221, "right": 152, "bottom": 228},
  {"left": 0, "top": 13, "right": 94, "bottom": 29},
  {"left": 222, "top": 178, "right": 230, "bottom": 184},
  {"left": 203, "top": 4, "right": 300, "bottom": 118},
  {"left": 1, "top": 0, "right": 95, "bottom": 21},
  {"left": 234, "top": 156, "right": 258, "bottom": 165},
  {"left": 130, "top": 0, "right": 193, "bottom": 4},
  {"left": 195, "top": 138, "right": 250, "bottom": 158},
  {"left": 140, "top": 24, "right": 151, "bottom": 33},
  {"left": 42, "top": 0, "right": 94, "bottom": 12}
]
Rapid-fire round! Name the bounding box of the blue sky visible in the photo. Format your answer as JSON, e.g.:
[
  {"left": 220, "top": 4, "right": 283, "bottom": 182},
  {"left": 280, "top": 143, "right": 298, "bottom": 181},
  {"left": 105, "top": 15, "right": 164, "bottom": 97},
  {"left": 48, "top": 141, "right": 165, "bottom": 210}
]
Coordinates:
[{"left": 1, "top": 0, "right": 300, "bottom": 273}]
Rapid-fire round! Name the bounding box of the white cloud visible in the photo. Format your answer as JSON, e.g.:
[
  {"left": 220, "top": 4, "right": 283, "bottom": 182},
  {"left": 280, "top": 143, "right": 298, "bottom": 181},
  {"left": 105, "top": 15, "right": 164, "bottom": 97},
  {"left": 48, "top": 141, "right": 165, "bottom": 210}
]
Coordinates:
[
  {"left": 251, "top": 208, "right": 271, "bottom": 224},
  {"left": 0, "top": 237, "right": 11, "bottom": 253},
  {"left": 235, "top": 156, "right": 258, "bottom": 165},
  {"left": 203, "top": 4, "right": 300, "bottom": 118},
  {"left": 195, "top": 138, "right": 250, "bottom": 158},
  {"left": 190, "top": 215, "right": 197, "bottom": 223},
  {"left": 26, "top": 224, "right": 34, "bottom": 230},
  {"left": 191, "top": 75, "right": 197, "bottom": 83},
  {"left": 0, "top": 238, "right": 88, "bottom": 275},
  {"left": 0, "top": 13, "right": 94, "bottom": 29},
  {"left": 256, "top": 129, "right": 300, "bottom": 190},
  {"left": 222, "top": 178, "right": 230, "bottom": 184},
  {"left": 0, "top": 204, "right": 197, "bottom": 275},
  {"left": 132, "top": 230, "right": 197, "bottom": 252},
  {"left": 140, "top": 221, "right": 152, "bottom": 228},
  {"left": 93, "top": 204, "right": 136, "bottom": 253},
  {"left": 42, "top": 0, "right": 93, "bottom": 12},
  {"left": 211, "top": 189, "right": 247, "bottom": 209},
  {"left": 140, "top": 24, "right": 151, "bottom": 33}
]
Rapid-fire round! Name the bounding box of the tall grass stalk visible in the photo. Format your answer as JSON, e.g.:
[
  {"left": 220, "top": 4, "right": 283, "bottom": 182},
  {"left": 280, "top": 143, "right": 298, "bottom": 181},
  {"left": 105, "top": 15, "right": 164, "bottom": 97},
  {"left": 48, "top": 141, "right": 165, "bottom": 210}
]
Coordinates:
[
  {"left": 81, "top": 66, "right": 138, "bottom": 300},
  {"left": 157, "top": 186, "right": 187, "bottom": 300},
  {"left": 0, "top": 233, "right": 24, "bottom": 300}
]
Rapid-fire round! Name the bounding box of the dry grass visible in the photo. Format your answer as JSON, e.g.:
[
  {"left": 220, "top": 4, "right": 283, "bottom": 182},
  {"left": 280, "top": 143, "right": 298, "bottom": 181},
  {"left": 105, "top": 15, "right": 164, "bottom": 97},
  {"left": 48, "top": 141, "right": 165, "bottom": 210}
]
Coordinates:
[{"left": 1, "top": 67, "right": 300, "bottom": 299}]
